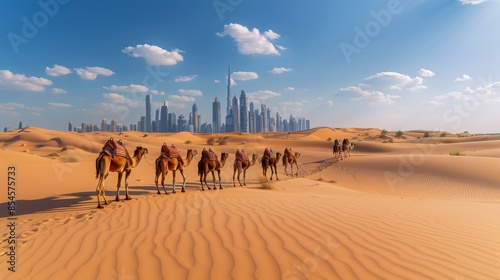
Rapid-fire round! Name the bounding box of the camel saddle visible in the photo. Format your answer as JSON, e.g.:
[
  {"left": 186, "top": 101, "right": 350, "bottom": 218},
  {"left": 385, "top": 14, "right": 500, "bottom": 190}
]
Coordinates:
[
  {"left": 263, "top": 149, "right": 272, "bottom": 160},
  {"left": 236, "top": 150, "right": 249, "bottom": 161},
  {"left": 160, "top": 143, "right": 180, "bottom": 158},
  {"left": 284, "top": 148, "right": 292, "bottom": 157},
  {"left": 101, "top": 138, "right": 128, "bottom": 158},
  {"left": 201, "top": 149, "right": 218, "bottom": 162}
]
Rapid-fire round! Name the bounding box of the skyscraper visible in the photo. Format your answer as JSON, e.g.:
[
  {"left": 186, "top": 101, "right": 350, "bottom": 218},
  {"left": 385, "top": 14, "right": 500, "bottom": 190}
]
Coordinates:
[
  {"left": 232, "top": 95, "right": 239, "bottom": 132},
  {"left": 145, "top": 94, "right": 152, "bottom": 132},
  {"left": 261, "top": 104, "right": 267, "bottom": 132},
  {"left": 249, "top": 101, "right": 255, "bottom": 133},
  {"left": 239, "top": 90, "right": 248, "bottom": 132},
  {"left": 192, "top": 103, "right": 199, "bottom": 133},
  {"left": 226, "top": 65, "right": 231, "bottom": 117},
  {"left": 100, "top": 118, "right": 107, "bottom": 132},
  {"left": 160, "top": 102, "right": 168, "bottom": 132},
  {"left": 111, "top": 119, "right": 117, "bottom": 132},
  {"left": 68, "top": 122, "right": 73, "bottom": 132},
  {"left": 154, "top": 108, "right": 160, "bottom": 132},
  {"left": 212, "top": 97, "right": 221, "bottom": 133}
]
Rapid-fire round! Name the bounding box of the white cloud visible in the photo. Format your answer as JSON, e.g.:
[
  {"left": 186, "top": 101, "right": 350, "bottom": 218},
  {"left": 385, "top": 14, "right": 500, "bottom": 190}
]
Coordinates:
[
  {"left": 104, "top": 84, "right": 149, "bottom": 93},
  {"left": 102, "top": 93, "right": 142, "bottom": 107},
  {"left": 149, "top": 89, "right": 166, "bottom": 95},
  {"left": 0, "top": 102, "right": 45, "bottom": 116},
  {"left": 285, "top": 86, "right": 295, "bottom": 91},
  {"left": 269, "top": 67, "right": 293, "bottom": 74},
  {"left": 337, "top": 86, "right": 400, "bottom": 105},
  {"left": 0, "top": 70, "right": 52, "bottom": 92},
  {"left": 49, "top": 102, "right": 72, "bottom": 108},
  {"left": 74, "top": 67, "right": 114, "bottom": 80},
  {"left": 45, "top": 65, "right": 72, "bottom": 76},
  {"left": 420, "top": 100, "right": 445, "bottom": 107},
  {"left": 326, "top": 100, "right": 334, "bottom": 107},
  {"left": 276, "top": 45, "right": 287, "bottom": 50},
  {"left": 175, "top": 75, "right": 197, "bottom": 82},
  {"left": 247, "top": 90, "right": 281, "bottom": 100},
  {"left": 419, "top": 68, "right": 435, "bottom": 78},
  {"left": 455, "top": 74, "right": 472, "bottom": 82},
  {"left": 51, "top": 88, "right": 67, "bottom": 94},
  {"left": 178, "top": 89, "right": 202, "bottom": 96},
  {"left": 122, "top": 44, "right": 184, "bottom": 65},
  {"left": 363, "top": 71, "right": 426, "bottom": 92},
  {"left": 217, "top": 23, "right": 281, "bottom": 55},
  {"left": 168, "top": 95, "right": 195, "bottom": 102},
  {"left": 232, "top": 71, "right": 258, "bottom": 81},
  {"left": 214, "top": 79, "right": 220, "bottom": 83},
  {"left": 459, "top": 0, "right": 487, "bottom": 5}
]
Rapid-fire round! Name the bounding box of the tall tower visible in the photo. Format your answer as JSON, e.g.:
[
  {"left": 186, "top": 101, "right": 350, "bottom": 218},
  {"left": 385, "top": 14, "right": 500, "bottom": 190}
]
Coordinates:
[
  {"left": 212, "top": 97, "right": 221, "bottom": 133},
  {"left": 239, "top": 90, "right": 248, "bottom": 132},
  {"left": 226, "top": 65, "right": 231, "bottom": 117},
  {"left": 160, "top": 102, "right": 168, "bottom": 132},
  {"left": 232, "top": 95, "right": 239, "bottom": 132},
  {"left": 249, "top": 101, "right": 254, "bottom": 133},
  {"left": 192, "top": 103, "right": 199, "bottom": 133},
  {"left": 145, "top": 94, "right": 152, "bottom": 132}
]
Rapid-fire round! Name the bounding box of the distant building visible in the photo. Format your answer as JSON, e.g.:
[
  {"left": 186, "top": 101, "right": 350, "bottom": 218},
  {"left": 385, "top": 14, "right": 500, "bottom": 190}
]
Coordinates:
[
  {"left": 68, "top": 122, "right": 73, "bottom": 132},
  {"left": 212, "top": 97, "right": 221, "bottom": 133},
  {"left": 239, "top": 90, "right": 248, "bottom": 132},
  {"left": 145, "top": 94, "right": 152, "bottom": 132},
  {"left": 160, "top": 102, "right": 168, "bottom": 132}
]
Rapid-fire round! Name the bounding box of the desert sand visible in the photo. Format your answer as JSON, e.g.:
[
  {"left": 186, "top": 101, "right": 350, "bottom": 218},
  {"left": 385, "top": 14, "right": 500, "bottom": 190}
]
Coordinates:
[{"left": 0, "top": 126, "right": 499, "bottom": 279}]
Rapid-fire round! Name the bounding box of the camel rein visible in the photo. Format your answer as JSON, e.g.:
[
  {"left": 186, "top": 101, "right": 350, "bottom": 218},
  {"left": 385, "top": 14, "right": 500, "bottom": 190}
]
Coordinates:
[{"left": 143, "top": 153, "right": 155, "bottom": 166}]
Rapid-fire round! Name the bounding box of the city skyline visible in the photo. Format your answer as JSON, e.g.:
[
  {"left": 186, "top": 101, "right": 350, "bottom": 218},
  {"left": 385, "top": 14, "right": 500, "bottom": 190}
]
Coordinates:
[{"left": 1, "top": 1, "right": 500, "bottom": 133}]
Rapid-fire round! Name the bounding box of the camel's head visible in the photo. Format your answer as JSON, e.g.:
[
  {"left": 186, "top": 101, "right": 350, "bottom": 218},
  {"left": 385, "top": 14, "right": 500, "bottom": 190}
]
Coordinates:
[
  {"left": 294, "top": 152, "right": 300, "bottom": 158},
  {"left": 252, "top": 153, "right": 260, "bottom": 161},
  {"left": 135, "top": 146, "right": 148, "bottom": 156},
  {"left": 221, "top": 152, "right": 229, "bottom": 161}
]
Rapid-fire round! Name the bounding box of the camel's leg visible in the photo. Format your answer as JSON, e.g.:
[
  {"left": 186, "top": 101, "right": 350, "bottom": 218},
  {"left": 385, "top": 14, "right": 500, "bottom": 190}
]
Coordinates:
[
  {"left": 200, "top": 172, "right": 206, "bottom": 191},
  {"left": 171, "top": 171, "right": 176, "bottom": 194},
  {"left": 96, "top": 177, "right": 104, "bottom": 208},
  {"left": 210, "top": 170, "right": 216, "bottom": 190},
  {"left": 115, "top": 171, "right": 123, "bottom": 201},
  {"left": 217, "top": 170, "right": 223, "bottom": 189},
  {"left": 180, "top": 170, "right": 186, "bottom": 192},
  {"left": 161, "top": 170, "right": 169, "bottom": 195},
  {"left": 233, "top": 167, "right": 237, "bottom": 187},
  {"left": 124, "top": 169, "right": 132, "bottom": 200},
  {"left": 295, "top": 162, "right": 299, "bottom": 176},
  {"left": 243, "top": 169, "right": 247, "bottom": 186},
  {"left": 155, "top": 164, "right": 161, "bottom": 194}
]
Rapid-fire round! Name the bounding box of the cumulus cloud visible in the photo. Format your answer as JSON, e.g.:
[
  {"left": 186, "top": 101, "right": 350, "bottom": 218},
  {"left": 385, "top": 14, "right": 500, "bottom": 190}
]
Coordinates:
[
  {"left": 48, "top": 102, "right": 72, "bottom": 108},
  {"left": 217, "top": 23, "right": 281, "bottom": 55},
  {"left": 247, "top": 90, "right": 281, "bottom": 100},
  {"left": 104, "top": 84, "right": 149, "bottom": 93},
  {"left": 418, "top": 68, "right": 435, "bottom": 78},
  {"left": 269, "top": 67, "right": 293, "bottom": 74},
  {"left": 149, "top": 89, "right": 166, "bottom": 95},
  {"left": 102, "top": 93, "right": 142, "bottom": 107},
  {"left": 285, "top": 86, "right": 295, "bottom": 91},
  {"left": 175, "top": 75, "right": 197, "bottom": 82},
  {"left": 74, "top": 67, "right": 114, "bottom": 80},
  {"left": 0, "top": 70, "right": 52, "bottom": 92},
  {"left": 420, "top": 100, "right": 445, "bottom": 107},
  {"left": 459, "top": 0, "right": 487, "bottom": 4},
  {"left": 178, "top": 89, "right": 202, "bottom": 96},
  {"left": 122, "top": 44, "right": 184, "bottom": 66},
  {"left": 214, "top": 79, "right": 220, "bottom": 83},
  {"left": 337, "top": 86, "right": 400, "bottom": 105},
  {"left": 363, "top": 72, "right": 426, "bottom": 92},
  {"left": 51, "top": 88, "right": 67, "bottom": 94},
  {"left": 455, "top": 74, "right": 472, "bottom": 82},
  {"left": 232, "top": 71, "right": 258, "bottom": 81},
  {"left": 326, "top": 100, "right": 334, "bottom": 107},
  {"left": 168, "top": 95, "right": 195, "bottom": 102},
  {"left": 45, "top": 65, "right": 72, "bottom": 76}
]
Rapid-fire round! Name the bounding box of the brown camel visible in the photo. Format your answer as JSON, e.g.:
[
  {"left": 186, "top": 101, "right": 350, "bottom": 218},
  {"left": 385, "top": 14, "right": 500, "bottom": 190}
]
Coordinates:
[
  {"left": 198, "top": 152, "right": 229, "bottom": 191},
  {"left": 233, "top": 152, "right": 259, "bottom": 187},
  {"left": 333, "top": 139, "right": 342, "bottom": 162},
  {"left": 155, "top": 149, "right": 197, "bottom": 195},
  {"left": 262, "top": 152, "right": 282, "bottom": 181},
  {"left": 95, "top": 146, "right": 149, "bottom": 208},
  {"left": 283, "top": 151, "right": 300, "bottom": 177}
]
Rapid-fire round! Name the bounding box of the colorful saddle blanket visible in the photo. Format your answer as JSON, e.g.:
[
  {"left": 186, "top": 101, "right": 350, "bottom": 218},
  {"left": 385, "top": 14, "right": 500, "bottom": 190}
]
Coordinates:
[
  {"left": 102, "top": 138, "right": 128, "bottom": 158},
  {"left": 161, "top": 143, "right": 180, "bottom": 158},
  {"left": 202, "top": 150, "right": 218, "bottom": 161},
  {"left": 284, "top": 148, "right": 292, "bottom": 157},
  {"left": 236, "top": 151, "right": 249, "bottom": 161}
]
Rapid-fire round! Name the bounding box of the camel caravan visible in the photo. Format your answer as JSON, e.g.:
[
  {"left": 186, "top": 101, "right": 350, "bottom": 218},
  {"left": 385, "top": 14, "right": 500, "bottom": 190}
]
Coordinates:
[{"left": 94, "top": 137, "right": 354, "bottom": 208}]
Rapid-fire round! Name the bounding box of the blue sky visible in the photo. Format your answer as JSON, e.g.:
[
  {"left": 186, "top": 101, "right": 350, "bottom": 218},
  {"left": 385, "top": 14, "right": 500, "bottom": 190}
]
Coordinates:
[{"left": 1, "top": 0, "right": 499, "bottom": 133}]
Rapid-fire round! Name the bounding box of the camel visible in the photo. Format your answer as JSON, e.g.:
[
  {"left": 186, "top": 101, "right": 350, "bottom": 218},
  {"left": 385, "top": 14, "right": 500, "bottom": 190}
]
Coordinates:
[
  {"left": 282, "top": 150, "right": 300, "bottom": 177},
  {"left": 95, "top": 146, "right": 149, "bottom": 208},
  {"left": 233, "top": 152, "right": 259, "bottom": 187},
  {"left": 333, "top": 139, "right": 342, "bottom": 162},
  {"left": 262, "top": 151, "right": 282, "bottom": 181},
  {"left": 342, "top": 138, "right": 355, "bottom": 158},
  {"left": 155, "top": 149, "right": 197, "bottom": 195},
  {"left": 198, "top": 152, "right": 229, "bottom": 191}
]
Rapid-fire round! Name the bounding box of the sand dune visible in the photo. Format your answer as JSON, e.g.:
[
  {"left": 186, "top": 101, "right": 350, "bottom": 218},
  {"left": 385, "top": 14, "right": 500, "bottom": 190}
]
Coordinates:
[{"left": 1, "top": 127, "right": 499, "bottom": 279}]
